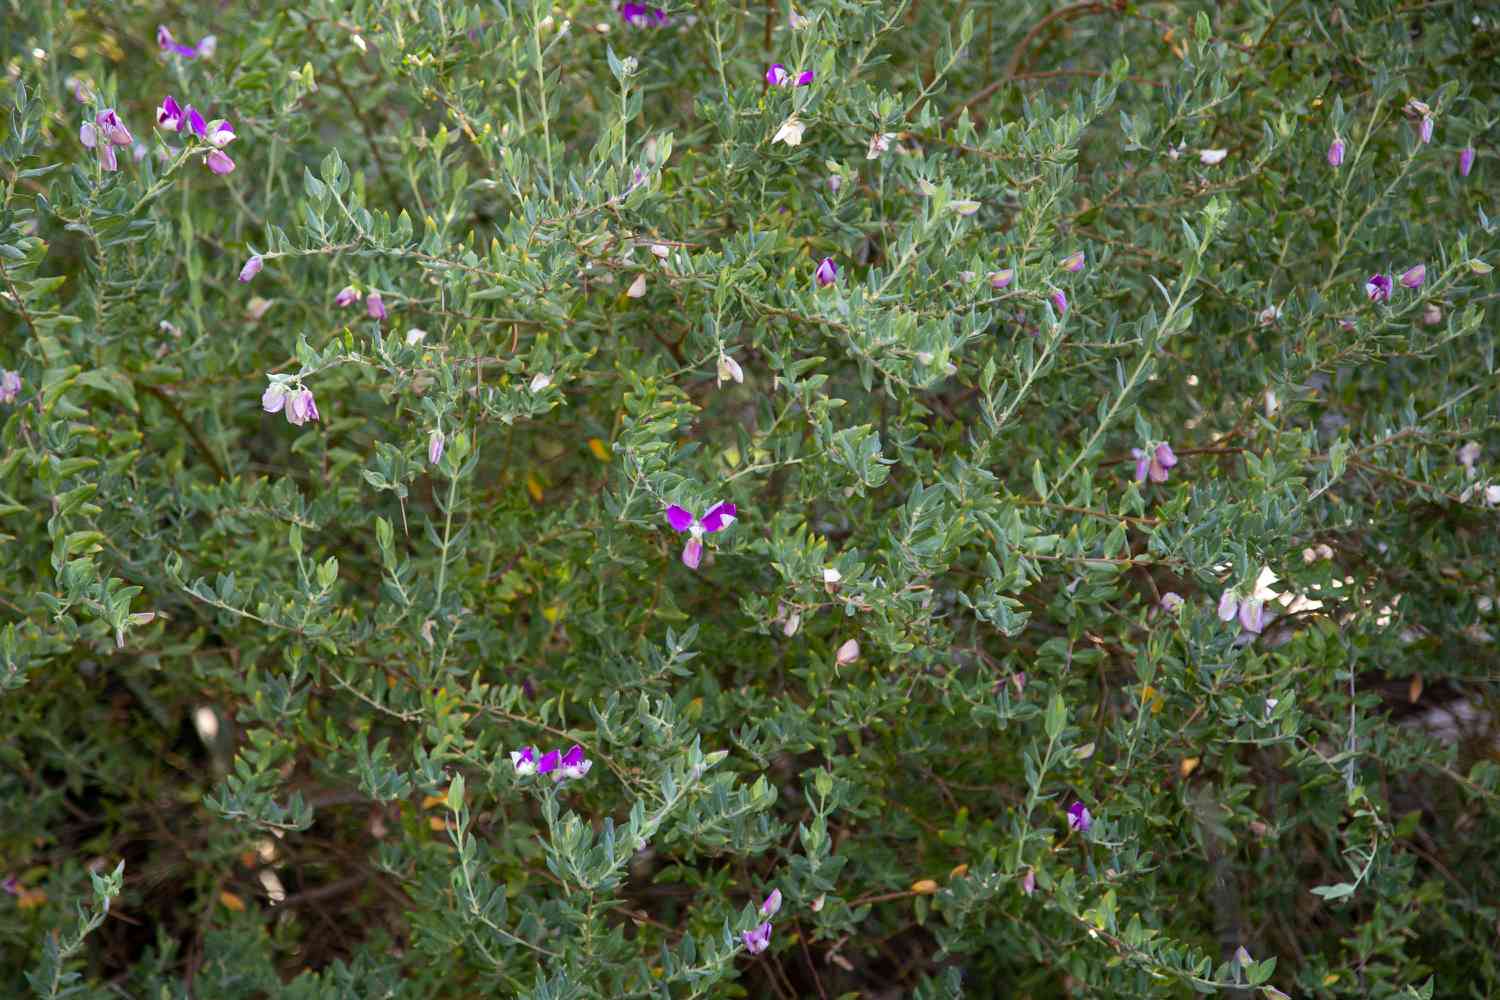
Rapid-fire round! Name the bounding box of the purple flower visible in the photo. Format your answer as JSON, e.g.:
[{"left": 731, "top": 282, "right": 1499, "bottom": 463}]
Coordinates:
[
  {"left": 429, "top": 429, "right": 446, "bottom": 465},
  {"left": 157, "top": 26, "right": 215, "bottom": 58},
  {"left": 1419, "top": 117, "right": 1434, "bottom": 144},
  {"left": 1067, "top": 801, "right": 1092, "bottom": 833},
  {"left": 1132, "top": 442, "right": 1178, "bottom": 484},
  {"left": 553, "top": 744, "right": 593, "bottom": 781},
  {"left": 618, "top": 3, "right": 667, "bottom": 27},
  {"left": 96, "top": 109, "right": 133, "bottom": 146},
  {"left": 510, "top": 746, "right": 539, "bottom": 776},
  {"left": 1020, "top": 868, "right": 1036, "bottom": 895},
  {"left": 204, "top": 150, "right": 235, "bottom": 175},
  {"left": 1217, "top": 590, "right": 1238, "bottom": 622},
  {"left": 1327, "top": 138, "right": 1345, "bottom": 167},
  {"left": 1459, "top": 146, "right": 1476, "bottom": 178},
  {"left": 156, "top": 96, "right": 184, "bottom": 131},
  {"left": 0, "top": 876, "right": 19, "bottom": 896},
  {"left": 262, "top": 384, "right": 286, "bottom": 414},
  {"left": 366, "top": 291, "right": 387, "bottom": 320},
  {"left": 183, "top": 105, "right": 207, "bottom": 138},
  {"left": 335, "top": 285, "right": 359, "bottom": 307},
  {"left": 814, "top": 257, "right": 838, "bottom": 287},
  {"left": 536, "top": 748, "right": 561, "bottom": 775},
  {"left": 796, "top": 70, "right": 814, "bottom": 86},
  {"left": 286, "top": 388, "right": 320, "bottom": 426},
  {"left": 666, "top": 501, "right": 737, "bottom": 569},
  {"left": 239, "top": 255, "right": 263, "bottom": 283},
  {"left": 836, "top": 639, "right": 860, "bottom": 665},
  {"left": 1238, "top": 598, "right": 1265, "bottom": 634},
  {"left": 1398, "top": 264, "right": 1426, "bottom": 289},
  {"left": 741, "top": 922, "right": 772, "bottom": 955},
  {"left": 760, "top": 889, "right": 782, "bottom": 917},
  {"left": 1160, "top": 592, "right": 1184, "bottom": 613},
  {"left": 1060, "top": 251, "right": 1085, "bottom": 273},
  {"left": 0, "top": 370, "right": 20, "bottom": 404},
  {"left": 989, "top": 268, "right": 1014, "bottom": 290},
  {"left": 766, "top": 64, "right": 790, "bottom": 86},
  {"left": 1364, "top": 273, "right": 1391, "bottom": 303},
  {"left": 1050, "top": 289, "right": 1068, "bottom": 315}
]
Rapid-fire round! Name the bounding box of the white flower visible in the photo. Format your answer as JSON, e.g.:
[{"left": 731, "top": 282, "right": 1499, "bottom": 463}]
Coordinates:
[
  {"left": 866, "top": 132, "right": 895, "bottom": 160},
  {"left": 1198, "top": 148, "right": 1228, "bottom": 165},
  {"left": 651, "top": 243, "right": 670, "bottom": 259},
  {"left": 627, "top": 273, "right": 647, "bottom": 298},
  {"left": 949, "top": 199, "right": 981, "bottom": 216},
  {"left": 717, "top": 353, "right": 744, "bottom": 385},
  {"left": 772, "top": 115, "right": 805, "bottom": 147},
  {"left": 836, "top": 639, "right": 860, "bottom": 665},
  {"left": 406, "top": 328, "right": 428, "bottom": 345},
  {"left": 529, "top": 372, "right": 553, "bottom": 392},
  {"left": 823, "top": 567, "right": 842, "bottom": 585}
]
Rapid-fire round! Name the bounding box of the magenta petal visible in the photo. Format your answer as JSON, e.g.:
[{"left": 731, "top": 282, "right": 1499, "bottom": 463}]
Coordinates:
[
  {"left": 796, "top": 70, "right": 814, "bottom": 86},
  {"left": 682, "top": 537, "right": 703, "bottom": 570},
  {"left": 205, "top": 150, "right": 235, "bottom": 174},
  {"left": 560, "top": 745, "right": 586, "bottom": 767},
  {"left": 1238, "top": 599, "right": 1265, "bottom": 634},
  {"left": 699, "top": 502, "right": 737, "bottom": 533},
  {"left": 537, "top": 749, "right": 561, "bottom": 773},
  {"left": 1132, "top": 449, "right": 1149, "bottom": 483},
  {"left": 666, "top": 505, "right": 695, "bottom": 532}
]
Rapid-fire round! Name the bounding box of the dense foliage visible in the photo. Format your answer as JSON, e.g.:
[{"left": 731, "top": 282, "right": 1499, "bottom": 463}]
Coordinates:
[{"left": 3, "top": 1, "right": 1500, "bottom": 996}]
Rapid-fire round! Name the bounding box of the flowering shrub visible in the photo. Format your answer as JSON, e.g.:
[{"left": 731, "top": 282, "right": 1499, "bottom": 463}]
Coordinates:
[{"left": 3, "top": 2, "right": 1499, "bottom": 997}]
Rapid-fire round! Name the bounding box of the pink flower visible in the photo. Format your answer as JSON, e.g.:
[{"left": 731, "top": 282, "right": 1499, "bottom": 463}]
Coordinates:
[
  {"left": 1060, "top": 251, "right": 1085, "bottom": 273},
  {"left": 285, "top": 388, "right": 320, "bottom": 426},
  {"left": 1327, "top": 138, "right": 1345, "bottom": 167},
  {"left": 428, "top": 429, "right": 446, "bottom": 465},
  {"left": 0, "top": 370, "right": 20, "bottom": 404},
  {"left": 760, "top": 889, "right": 782, "bottom": 917},
  {"left": 204, "top": 149, "right": 235, "bottom": 174},
  {"left": 366, "top": 291, "right": 387, "bottom": 320},
  {"left": 814, "top": 257, "right": 838, "bottom": 287},
  {"left": 335, "top": 285, "right": 359, "bottom": 307},
  {"left": 741, "top": 922, "right": 772, "bottom": 955},
  {"left": 1020, "top": 868, "right": 1036, "bottom": 895},
  {"left": 239, "top": 255, "right": 263, "bottom": 283},
  {"left": 1050, "top": 289, "right": 1068, "bottom": 315},
  {"left": 1459, "top": 146, "right": 1475, "bottom": 177},
  {"left": 1132, "top": 442, "right": 1178, "bottom": 484},
  {"left": 666, "top": 502, "right": 737, "bottom": 570}
]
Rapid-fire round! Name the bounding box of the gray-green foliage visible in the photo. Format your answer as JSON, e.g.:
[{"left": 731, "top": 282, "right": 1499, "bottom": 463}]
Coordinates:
[{"left": 2, "top": 0, "right": 1498, "bottom": 996}]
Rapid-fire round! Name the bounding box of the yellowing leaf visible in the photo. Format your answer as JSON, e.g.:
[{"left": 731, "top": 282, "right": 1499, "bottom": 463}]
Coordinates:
[
  {"left": 910, "top": 879, "right": 939, "bottom": 895},
  {"left": 542, "top": 604, "right": 561, "bottom": 624},
  {"left": 588, "top": 437, "right": 611, "bottom": 461},
  {"left": 219, "top": 891, "right": 246, "bottom": 912},
  {"left": 526, "top": 473, "right": 544, "bottom": 503},
  {"left": 1179, "top": 757, "right": 1200, "bottom": 778},
  {"left": 1322, "top": 973, "right": 1340, "bottom": 986},
  {"left": 421, "top": 795, "right": 446, "bottom": 810},
  {"left": 17, "top": 888, "right": 47, "bottom": 909},
  {"left": 428, "top": 816, "right": 448, "bottom": 832},
  {"left": 948, "top": 864, "right": 969, "bottom": 880}
]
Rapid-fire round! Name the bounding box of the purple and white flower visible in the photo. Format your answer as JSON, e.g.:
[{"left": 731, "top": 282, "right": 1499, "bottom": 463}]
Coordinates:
[
  {"left": 1050, "top": 289, "right": 1068, "bottom": 316},
  {"left": 157, "top": 25, "right": 202, "bottom": 58},
  {"left": 766, "top": 64, "right": 790, "bottom": 86},
  {"left": 814, "top": 257, "right": 838, "bottom": 287},
  {"left": 667, "top": 501, "right": 737, "bottom": 570},
  {"left": 741, "top": 922, "right": 773, "bottom": 955},
  {"left": 1327, "top": 138, "right": 1345, "bottom": 167},
  {"left": 618, "top": 3, "right": 668, "bottom": 27},
  {"left": 510, "top": 746, "right": 539, "bottom": 776},
  {"left": 836, "top": 639, "right": 860, "bottom": 665},
  {"left": 335, "top": 285, "right": 359, "bottom": 307},
  {"left": 1060, "top": 251, "right": 1085, "bottom": 273},
  {"left": 1067, "top": 801, "right": 1092, "bottom": 833},
  {"left": 239, "top": 255, "right": 263, "bottom": 283},
  {"left": 1364, "top": 273, "right": 1391, "bottom": 303},
  {"left": 205, "top": 119, "right": 236, "bottom": 149},
  {"left": 760, "top": 889, "right": 782, "bottom": 917},
  {"left": 553, "top": 744, "right": 593, "bottom": 781},
  {"left": 1133, "top": 442, "right": 1178, "bottom": 484},
  {"left": 989, "top": 268, "right": 1014, "bottom": 290},
  {"left": 0, "top": 370, "right": 20, "bottom": 405},
  {"left": 156, "top": 96, "right": 184, "bottom": 131},
  {"left": 1459, "top": 146, "right": 1476, "bottom": 178},
  {"left": 429, "top": 429, "right": 446, "bottom": 465},
  {"left": 80, "top": 109, "right": 133, "bottom": 172},
  {"left": 1398, "top": 264, "right": 1426, "bottom": 289}
]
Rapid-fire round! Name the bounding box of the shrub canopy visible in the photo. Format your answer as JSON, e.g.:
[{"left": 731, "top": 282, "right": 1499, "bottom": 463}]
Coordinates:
[{"left": 3, "top": 1, "right": 1499, "bottom": 997}]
